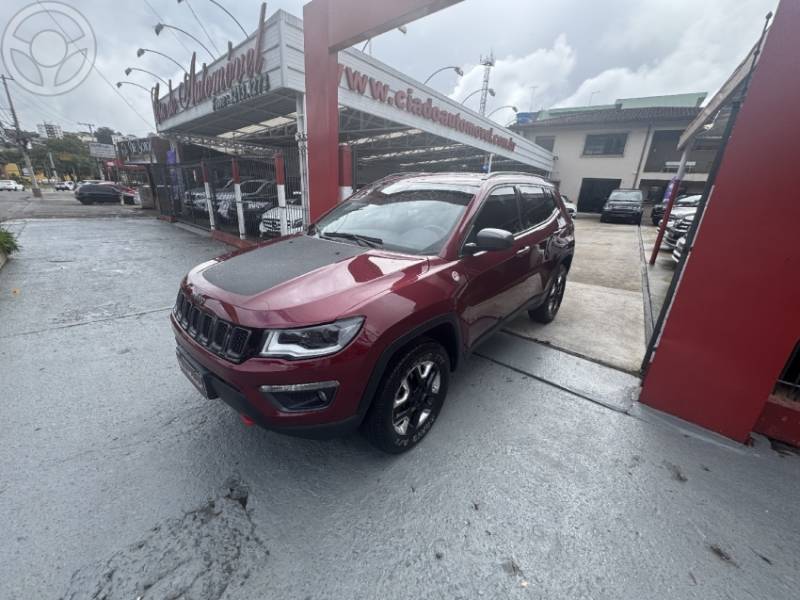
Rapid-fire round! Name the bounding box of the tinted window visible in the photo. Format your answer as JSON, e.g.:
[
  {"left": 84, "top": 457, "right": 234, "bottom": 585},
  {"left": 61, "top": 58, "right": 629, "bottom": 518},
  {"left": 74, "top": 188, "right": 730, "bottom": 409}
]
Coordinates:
[
  {"left": 518, "top": 185, "right": 557, "bottom": 228},
  {"left": 583, "top": 133, "right": 628, "bottom": 156},
  {"left": 467, "top": 186, "right": 522, "bottom": 243},
  {"left": 534, "top": 135, "right": 555, "bottom": 152},
  {"left": 240, "top": 181, "right": 264, "bottom": 194},
  {"left": 609, "top": 189, "right": 643, "bottom": 203},
  {"left": 315, "top": 180, "right": 477, "bottom": 255}
]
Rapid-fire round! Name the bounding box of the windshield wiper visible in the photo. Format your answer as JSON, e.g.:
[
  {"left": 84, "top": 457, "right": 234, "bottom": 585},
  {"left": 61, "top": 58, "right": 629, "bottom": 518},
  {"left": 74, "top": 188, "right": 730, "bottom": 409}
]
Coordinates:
[{"left": 322, "top": 231, "right": 383, "bottom": 248}]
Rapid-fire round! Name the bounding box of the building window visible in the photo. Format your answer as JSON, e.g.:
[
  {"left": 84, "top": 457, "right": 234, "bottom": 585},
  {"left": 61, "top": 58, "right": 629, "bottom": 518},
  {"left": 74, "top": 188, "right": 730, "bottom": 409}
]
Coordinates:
[
  {"left": 583, "top": 133, "right": 627, "bottom": 156},
  {"left": 534, "top": 135, "right": 555, "bottom": 152}
]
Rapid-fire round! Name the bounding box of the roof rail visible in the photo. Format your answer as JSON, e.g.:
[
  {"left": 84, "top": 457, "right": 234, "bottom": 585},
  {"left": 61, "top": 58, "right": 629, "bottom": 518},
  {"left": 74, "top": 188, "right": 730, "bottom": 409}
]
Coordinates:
[{"left": 484, "top": 171, "right": 543, "bottom": 179}]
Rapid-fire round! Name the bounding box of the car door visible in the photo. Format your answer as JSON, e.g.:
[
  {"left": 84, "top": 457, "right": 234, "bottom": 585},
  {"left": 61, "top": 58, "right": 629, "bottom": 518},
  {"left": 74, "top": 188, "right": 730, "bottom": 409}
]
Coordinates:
[
  {"left": 456, "top": 185, "right": 529, "bottom": 348},
  {"left": 517, "top": 184, "right": 561, "bottom": 301}
]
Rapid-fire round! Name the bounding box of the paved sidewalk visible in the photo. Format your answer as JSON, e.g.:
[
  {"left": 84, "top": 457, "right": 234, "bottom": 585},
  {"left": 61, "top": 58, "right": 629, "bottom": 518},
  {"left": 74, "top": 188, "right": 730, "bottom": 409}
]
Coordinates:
[{"left": 1, "top": 218, "right": 798, "bottom": 600}]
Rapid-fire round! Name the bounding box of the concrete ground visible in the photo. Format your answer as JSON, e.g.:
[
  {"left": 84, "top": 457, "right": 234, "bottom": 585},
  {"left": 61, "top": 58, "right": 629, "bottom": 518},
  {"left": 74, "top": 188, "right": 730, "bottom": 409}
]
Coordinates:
[
  {"left": 2, "top": 217, "right": 799, "bottom": 600},
  {"left": 507, "top": 214, "right": 645, "bottom": 373},
  {"left": 0, "top": 189, "right": 151, "bottom": 221}
]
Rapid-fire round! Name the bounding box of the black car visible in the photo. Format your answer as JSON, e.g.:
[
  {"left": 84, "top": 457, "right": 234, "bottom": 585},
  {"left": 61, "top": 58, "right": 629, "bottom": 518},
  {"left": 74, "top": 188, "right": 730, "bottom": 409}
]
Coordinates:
[
  {"left": 600, "top": 189, "right": 644, "bottom": 224},
  {"left": 75, "top": 183, "right": 136, "bottom": 205},
  {"left": 651, "top": 194, "right": 701, "bottom": 226}
]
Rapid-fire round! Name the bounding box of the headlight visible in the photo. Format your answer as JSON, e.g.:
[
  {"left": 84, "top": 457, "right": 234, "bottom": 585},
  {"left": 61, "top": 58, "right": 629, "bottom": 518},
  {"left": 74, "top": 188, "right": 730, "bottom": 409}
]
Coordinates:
[{"left": 260, "top": 316, "right": 364, "bottom": 359}]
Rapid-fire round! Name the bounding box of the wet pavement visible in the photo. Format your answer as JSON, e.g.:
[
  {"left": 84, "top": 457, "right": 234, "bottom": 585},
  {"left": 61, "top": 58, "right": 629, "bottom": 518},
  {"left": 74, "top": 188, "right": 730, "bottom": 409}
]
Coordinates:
[
  {"left": 0, "top": 190, "right": 151, "bottom": 222},
  {"left": 1, "top": 218, "right": 798, "bottom": 599}
]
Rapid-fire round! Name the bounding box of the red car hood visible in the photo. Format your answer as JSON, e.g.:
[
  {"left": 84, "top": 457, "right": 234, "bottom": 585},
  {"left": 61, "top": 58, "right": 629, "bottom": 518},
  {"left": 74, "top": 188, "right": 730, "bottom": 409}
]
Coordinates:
[{"left": 184, "top": 235, "right": 428, "bottom": 328}]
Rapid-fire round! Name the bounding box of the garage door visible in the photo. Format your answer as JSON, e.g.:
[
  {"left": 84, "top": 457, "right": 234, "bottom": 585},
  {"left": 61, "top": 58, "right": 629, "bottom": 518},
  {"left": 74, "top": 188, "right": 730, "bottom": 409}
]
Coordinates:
[{"left": 577, "top": 178, "right": 621, "bottom": 212}]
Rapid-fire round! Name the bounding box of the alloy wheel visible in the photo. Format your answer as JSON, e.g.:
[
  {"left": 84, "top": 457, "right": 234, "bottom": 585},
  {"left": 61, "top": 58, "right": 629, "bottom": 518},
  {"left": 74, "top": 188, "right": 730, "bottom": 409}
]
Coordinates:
[
  {"left": 392, "top": 360, "right": 441, "bottom": 436},
  {"left": 548, "top": 271, "right": 566, "bottom": 315}
]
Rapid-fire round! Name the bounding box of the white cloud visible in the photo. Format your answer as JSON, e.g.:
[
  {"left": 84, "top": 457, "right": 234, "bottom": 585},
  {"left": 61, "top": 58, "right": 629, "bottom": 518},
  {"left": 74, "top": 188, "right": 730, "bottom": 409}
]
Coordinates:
[
  {"left": 449, "top": 34, "right": 577, "bottom": 122},
  {"left": 555, "top": 0, "right": 774, "bottom": 107}
]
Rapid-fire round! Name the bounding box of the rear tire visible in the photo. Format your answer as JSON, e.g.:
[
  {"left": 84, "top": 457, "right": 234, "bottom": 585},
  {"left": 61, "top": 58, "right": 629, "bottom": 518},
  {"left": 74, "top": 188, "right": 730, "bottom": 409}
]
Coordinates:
[
  {"left": 600, "top": 215, "right": 607, "bottom": 223},
  {"left": 78, "top": 199, "right": 93, "bottom": 205},
  {"left": 529, "top": 264, "right": 567, "bottom": 324},
  {"left": 363, "top": 338, "right": 450, "bottom": 454}
]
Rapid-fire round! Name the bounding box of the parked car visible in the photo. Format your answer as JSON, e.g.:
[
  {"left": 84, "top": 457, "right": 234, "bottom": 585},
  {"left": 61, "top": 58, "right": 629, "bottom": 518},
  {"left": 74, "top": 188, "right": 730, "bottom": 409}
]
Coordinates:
[
  {"left": 172, "top": 172, "right": 575, "bottom": 453},
  {"left": 600, "top": 189, "right": 644, "bottom": 224},
  {"left": 672, "top": 235, "right": 687, "bottom": 263},
  {"left": 216, "top": 178, "right": 277, "bottom": 229},
  {"left": 665, "top": 213, "right": 695, "bottom": 248},
  {"left": 55, "top": 181, "right": 75, "bottom": 191},
  {"left": 184, "top": 179, "right": 233, "bottom": 214},
  {"left": 560, "top": 193, "right": 577, "bottom": 218},
  {"left": 651, "top": 194, "right": 701, "bottom": 226},
  {"left": 259, "top": 201, "right": 305, "bottom": 238},
  {"left": 75, "top": 183, "right": 136, "bottom": 205},
  {"left": 0, "top": 179, "right": 24, "bottom": 191}
]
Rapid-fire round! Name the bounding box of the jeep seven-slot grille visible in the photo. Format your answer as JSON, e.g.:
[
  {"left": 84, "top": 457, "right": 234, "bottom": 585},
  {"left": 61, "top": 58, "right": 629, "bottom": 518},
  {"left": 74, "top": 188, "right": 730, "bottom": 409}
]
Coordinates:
[{"left": 173, "top": 291, "right": 259, "bottom": 362}]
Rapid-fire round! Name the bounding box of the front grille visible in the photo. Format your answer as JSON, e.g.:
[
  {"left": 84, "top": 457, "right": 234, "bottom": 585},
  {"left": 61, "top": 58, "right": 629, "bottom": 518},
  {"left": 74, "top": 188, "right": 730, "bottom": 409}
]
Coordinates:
[{"left": 173, "top": 291, "right": 259, "bottom": 362}]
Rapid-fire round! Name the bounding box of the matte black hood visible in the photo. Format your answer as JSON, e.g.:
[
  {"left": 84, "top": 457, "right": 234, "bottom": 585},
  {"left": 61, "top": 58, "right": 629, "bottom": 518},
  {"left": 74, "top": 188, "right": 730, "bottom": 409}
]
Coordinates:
[{"left": 201, "top": 235, "right": 368, "bottom": 296}]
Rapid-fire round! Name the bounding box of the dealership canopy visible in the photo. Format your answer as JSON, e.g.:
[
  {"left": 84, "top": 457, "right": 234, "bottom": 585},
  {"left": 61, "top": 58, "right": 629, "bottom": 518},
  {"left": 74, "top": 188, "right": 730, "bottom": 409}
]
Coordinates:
[{"left": 152, "top": 9, "right": 553, "bottom": 181}]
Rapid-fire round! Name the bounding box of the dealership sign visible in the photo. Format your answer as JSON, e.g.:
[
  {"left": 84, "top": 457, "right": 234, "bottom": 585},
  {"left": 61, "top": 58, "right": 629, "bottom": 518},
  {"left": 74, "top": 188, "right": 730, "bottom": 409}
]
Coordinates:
[
  {"left": 151, "top": 5, "right": 267, "bottom": 124},
  {"left": 338, "top": 65, "right": 516, "bottom": 152},
  {"left": 88, "top": 142, "right": 116, "bottom": 159},
  {"left": 212, "top": 72, "right": 270, "bottom": 111}
]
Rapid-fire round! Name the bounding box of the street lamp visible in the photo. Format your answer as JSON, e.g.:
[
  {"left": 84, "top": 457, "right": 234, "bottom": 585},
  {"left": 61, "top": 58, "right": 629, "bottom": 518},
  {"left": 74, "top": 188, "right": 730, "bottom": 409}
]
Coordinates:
[
  {"left": 177, "top": 0, "right": 247, "bottom": 37},
  {"left": 154, "top": 23, "right": 215, "bottom": 61},
  {"left": 116, "top": 81, "right": 152, "bottom": 93},
  {"left": 125, "top": 67, "right": 168, "bottom": 85},
  {"left": 461, "top": 88, "right": 495, "bottom": 104},
  {"left": 488, "top": 105, "right": 518, "bottom": 117},
  {"left": 137, "top": 48, "right": 185, "bottom": 71},
  {"left": 424, "top": 66, "right": 464, "bottom": 85}
]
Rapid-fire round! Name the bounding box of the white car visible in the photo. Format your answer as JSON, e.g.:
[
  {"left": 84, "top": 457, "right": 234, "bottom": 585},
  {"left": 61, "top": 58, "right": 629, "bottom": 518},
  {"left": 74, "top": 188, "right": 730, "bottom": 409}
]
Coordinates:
[
  {"left": 259, "top": 203, "right": 305, "bottom": 237},
  {"left": 0, "top": 180, "right": 24, "bottom": 191},
  {"left": 559, "top": 193, "right": 577, "bottom": 218},
  {"left": 55, "top": 181, "right": 75, "bottom": 191}
]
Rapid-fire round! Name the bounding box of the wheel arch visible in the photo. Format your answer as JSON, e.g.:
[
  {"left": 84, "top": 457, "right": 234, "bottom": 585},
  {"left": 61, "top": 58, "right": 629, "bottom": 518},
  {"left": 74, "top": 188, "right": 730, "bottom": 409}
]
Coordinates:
[{"left": 357, "top": 314, "right": 462, "bottom": 420}]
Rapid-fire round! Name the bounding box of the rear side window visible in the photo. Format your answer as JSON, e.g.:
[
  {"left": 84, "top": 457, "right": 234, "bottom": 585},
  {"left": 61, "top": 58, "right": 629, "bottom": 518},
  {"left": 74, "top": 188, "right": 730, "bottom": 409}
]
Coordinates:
[
  {"left": 518, "top": 185, "right": 557, "bottom": 228},
  {"left": 467, "top": 186, "right": 522, "bottom": 242}
]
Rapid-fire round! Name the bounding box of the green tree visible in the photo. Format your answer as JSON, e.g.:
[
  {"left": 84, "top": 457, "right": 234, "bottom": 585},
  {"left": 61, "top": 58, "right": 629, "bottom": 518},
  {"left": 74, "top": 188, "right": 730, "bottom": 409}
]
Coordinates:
[{"left": 94, "top": 126, "right": 117, "bottom": 145}]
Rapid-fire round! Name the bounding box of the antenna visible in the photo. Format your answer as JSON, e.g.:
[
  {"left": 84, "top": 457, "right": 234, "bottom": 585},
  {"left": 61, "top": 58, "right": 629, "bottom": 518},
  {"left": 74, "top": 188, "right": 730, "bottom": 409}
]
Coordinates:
[{"left": 478, "top": 51, "right": 495, "bottom": 116}]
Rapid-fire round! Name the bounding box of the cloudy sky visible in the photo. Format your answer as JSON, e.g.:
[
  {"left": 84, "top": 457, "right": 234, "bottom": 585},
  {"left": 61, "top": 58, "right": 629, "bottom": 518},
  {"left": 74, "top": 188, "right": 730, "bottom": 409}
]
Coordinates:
[{"left": 1, "top": 0, "right": 777, "bottom": 136}]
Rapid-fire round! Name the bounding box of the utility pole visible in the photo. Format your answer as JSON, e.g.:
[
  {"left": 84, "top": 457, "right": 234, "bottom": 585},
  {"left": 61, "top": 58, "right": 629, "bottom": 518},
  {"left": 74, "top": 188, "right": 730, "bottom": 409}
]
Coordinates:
[
  {"left": 48, "top": 151, "right": 59, "bottom": 182},
  {"left": 78, "top": 121, "right": 101, "bottom": 179},
  {"left": 1, "top": 74, "right": 42, "bottom": 197},
  {"left": 478, "top": 51, "right": 495, "bottom": 116}
]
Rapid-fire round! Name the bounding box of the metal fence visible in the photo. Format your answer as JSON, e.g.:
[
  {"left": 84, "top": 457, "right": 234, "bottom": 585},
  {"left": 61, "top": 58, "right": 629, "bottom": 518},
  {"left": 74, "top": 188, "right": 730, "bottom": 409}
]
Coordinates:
[{"left": 153, "top": 148, "right": 306, "bottom": 241}]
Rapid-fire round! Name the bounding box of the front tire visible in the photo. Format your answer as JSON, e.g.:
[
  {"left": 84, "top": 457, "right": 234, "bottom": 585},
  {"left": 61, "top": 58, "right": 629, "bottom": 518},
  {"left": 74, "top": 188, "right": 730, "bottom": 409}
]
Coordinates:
[
  {"left": 529, "top": 264, "right": 567, "bottom": 324},
  {"left": 363, "top": 338, "right": 450, "bottom": 454}
]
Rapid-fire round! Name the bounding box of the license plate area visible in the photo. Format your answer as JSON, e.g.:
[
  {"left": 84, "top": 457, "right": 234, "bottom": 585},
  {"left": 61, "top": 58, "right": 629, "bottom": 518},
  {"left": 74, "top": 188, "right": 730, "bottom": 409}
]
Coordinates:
[{"left": 176, "top": 348, "right": 218, "bottom": 399}]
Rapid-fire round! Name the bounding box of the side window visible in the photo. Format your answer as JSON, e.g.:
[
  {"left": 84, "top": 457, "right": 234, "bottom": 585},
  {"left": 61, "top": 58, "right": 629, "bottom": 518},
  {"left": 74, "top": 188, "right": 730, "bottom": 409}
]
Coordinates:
[
  {"left": 467, "top": 186, "right": 522, "bottom": 243},
  {"left": 518, "top": 185, "right": 557, "bottom": 229}
]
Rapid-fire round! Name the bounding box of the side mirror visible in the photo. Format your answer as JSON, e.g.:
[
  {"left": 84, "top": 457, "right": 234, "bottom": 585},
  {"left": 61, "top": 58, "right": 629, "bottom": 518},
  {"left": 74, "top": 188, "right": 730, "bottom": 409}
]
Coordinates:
[{"left": 465, "top": 228, "right": 514, "bottom": 253}]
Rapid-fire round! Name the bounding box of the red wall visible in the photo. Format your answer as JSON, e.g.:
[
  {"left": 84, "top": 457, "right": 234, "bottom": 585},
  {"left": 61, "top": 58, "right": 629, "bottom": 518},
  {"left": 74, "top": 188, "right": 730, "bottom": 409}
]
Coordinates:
[{"left": 640, "top": 0, "right": 800, "bottom": 441}]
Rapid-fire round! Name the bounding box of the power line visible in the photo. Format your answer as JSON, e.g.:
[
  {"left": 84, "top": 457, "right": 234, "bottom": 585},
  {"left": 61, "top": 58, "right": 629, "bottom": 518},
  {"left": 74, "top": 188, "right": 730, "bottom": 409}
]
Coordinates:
[
  {"left": 183, "top": 0, "right": 220, "bottom": 55},
  {"left": 143, "top": 0, "right": 193, "bottom": 60},
  {"left": 34, "top": 0, "right": 154, "bottom": 130}
]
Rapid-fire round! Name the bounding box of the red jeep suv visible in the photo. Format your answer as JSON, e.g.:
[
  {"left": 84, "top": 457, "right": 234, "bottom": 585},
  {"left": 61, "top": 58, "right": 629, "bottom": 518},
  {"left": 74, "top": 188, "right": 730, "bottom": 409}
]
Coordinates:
[{"left": 172, "top": 172, "right": 575, "bottom": 453}]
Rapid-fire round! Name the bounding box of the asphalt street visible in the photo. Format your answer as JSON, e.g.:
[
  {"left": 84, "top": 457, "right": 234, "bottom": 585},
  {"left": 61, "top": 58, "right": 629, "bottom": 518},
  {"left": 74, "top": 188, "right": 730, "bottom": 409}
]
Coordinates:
[{"left": 1, "top": 216, "right": 798, "bottom": 600}]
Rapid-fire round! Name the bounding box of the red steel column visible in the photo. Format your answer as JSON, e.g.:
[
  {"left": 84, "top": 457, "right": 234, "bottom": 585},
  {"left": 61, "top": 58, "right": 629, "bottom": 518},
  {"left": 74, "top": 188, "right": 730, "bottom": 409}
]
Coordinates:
[
  {"left": 302, "top": 0, "right": 461, "bottom": 222},
  {"left": 640, "top": 0, "right": 800, "bottom": 442}
]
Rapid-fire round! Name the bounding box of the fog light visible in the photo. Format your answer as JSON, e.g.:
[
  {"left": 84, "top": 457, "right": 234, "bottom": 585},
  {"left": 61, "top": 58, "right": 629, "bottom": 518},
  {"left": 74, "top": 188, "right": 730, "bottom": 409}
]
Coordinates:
[{"left": 259, "top": 381, "right": 338, "bottom": 412}]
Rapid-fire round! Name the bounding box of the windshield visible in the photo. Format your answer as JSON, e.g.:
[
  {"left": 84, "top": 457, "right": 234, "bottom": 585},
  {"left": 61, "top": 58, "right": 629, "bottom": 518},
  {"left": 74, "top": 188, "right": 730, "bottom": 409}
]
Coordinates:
[
  {"left": 676, "top": 194, "right": 701, "bottom": 206},
  {"left": 314, "top": 180, "right": 477, "bottom": 255},
  {"left": 609, "top": 190, "right": 643, "bottom": 202}
]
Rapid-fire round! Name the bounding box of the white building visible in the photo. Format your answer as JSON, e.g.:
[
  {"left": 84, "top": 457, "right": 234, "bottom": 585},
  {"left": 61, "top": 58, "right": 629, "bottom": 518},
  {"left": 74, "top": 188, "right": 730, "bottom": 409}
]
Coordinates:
[
  {"left": 511, "top": 94, "right": 723, "bottom": 212},
  {"left": 37, "top": 122, "right": 63, "bottom": 139}
]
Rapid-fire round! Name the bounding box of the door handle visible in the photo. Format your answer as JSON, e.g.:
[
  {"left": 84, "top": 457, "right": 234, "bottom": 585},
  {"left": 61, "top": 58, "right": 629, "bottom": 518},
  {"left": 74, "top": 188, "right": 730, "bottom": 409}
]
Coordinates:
[{"left": 516, "top": 245, "right": 531, "bottom": 257}]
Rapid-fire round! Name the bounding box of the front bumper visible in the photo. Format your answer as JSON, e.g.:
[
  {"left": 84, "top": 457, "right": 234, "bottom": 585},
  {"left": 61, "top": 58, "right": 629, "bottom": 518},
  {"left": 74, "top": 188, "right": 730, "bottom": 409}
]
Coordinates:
[
  {"left": 602, "top": 209, "right": 640, "bottom": 220},
  {"left": 171, "top": 314, "right": 373, "bottom": 438}
]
